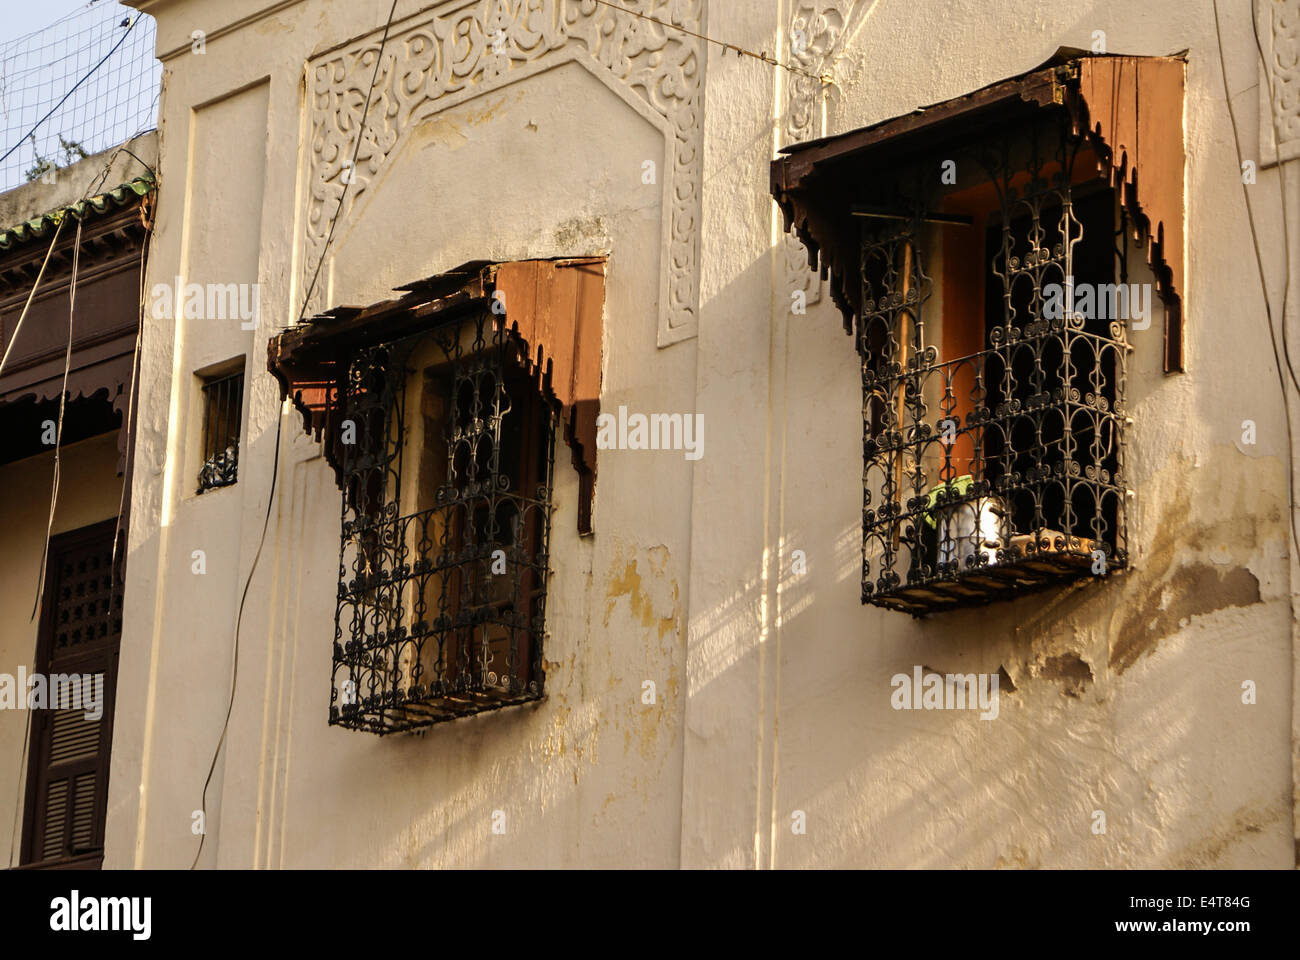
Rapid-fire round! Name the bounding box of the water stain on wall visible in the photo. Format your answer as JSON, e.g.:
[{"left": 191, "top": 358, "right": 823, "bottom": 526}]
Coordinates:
[{"left": 1112, "top": 563, "right": 1261, "bottom": 674}]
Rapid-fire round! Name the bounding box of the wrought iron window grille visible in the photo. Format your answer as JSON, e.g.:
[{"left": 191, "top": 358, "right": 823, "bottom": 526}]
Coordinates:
[
  {"left": 330, "top": 307, "right": 556, "bottom": 734},
  {"left": 197, "top": 369, "right": 243, "bottom": 493},
  {"left": 855, "top": 115, "right": 1131, "bottom": 615}
]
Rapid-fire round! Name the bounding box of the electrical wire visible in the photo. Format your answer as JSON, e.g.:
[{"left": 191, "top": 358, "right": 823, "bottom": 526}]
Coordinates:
[
  {"left": 587, "top": 0, "right": 831, "bottom": 84},
  {"left": 1212, "top": 0, "right": 1300, "bottom": 559},
  {"left": 110, "top": 193, "right": 152, "bottom": 581},
  {"left": 191, "top": 0, "right": 402, "bottom": 869},
  {"left": 0, "top": 13, "right": 141, "bottom": 170},
  {"left": 29, "top": 217, "right": 83, "bottom": 621},
  {"left": 0, "top": 216, "right": 66, "bottom": 379},
  {"left": 83, "top": 132, "right": 156, "bottom": 200},
  {"left": 297, "top": 0, "right": 401, "bottom": 324},
  {"left": 190, "top": 413, "right": 284, "bottom": 870}
]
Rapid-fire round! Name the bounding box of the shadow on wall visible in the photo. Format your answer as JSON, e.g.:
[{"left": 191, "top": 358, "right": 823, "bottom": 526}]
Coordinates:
[
  {"left": 681, "top": 235, "right": 1290, "bottom": 868},
  {"left": 773, "top": 440, "right": 1287, "bottom": 868}
]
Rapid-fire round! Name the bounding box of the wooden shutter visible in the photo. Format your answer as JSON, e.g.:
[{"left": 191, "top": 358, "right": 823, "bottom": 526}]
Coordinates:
[{"left": 20, "top": 518, "right": 123, "bottom": 869}]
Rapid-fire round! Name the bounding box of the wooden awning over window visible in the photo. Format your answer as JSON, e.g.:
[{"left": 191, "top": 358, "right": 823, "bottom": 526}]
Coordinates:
[
  {"left": 770, "top": 51, "right": 1187, "bottom": 371},
  {"left": 268, "top": 257, "right": 605, "bottom": 533}
]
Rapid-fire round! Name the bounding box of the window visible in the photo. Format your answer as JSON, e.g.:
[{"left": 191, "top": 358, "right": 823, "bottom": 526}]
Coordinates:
[
  {"left": 197, "top": 367, "right": 243, "bottom": 493},
  {"left": 855, "top": 123, "right": 1129, "bottom": 614},
  {"left": 21, "top": 519, "right": 122, "bottom": 868},
  {"left": 269, "top": 258, "right": 605, "bottom": 732},
  {"left": 331, "top": 309, "right": 556, "bottom": 733},
  {"left": 771, "top": 55, "right": 1187, "bottom": 616}
]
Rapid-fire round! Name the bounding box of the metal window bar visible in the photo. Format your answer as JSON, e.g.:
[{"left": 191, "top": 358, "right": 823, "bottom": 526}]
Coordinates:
[
  {"left": 330, "top": 307, "right": 556, "bottom": 734},
  {"left": 859, "top": 115, "right": 1129, "bottom": 616},
  {"left": 197, "top": 370, "right": 242, "bottom": 493}
]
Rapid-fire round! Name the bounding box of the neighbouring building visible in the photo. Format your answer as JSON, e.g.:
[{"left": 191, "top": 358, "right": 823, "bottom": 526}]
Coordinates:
[
  {"left": 0, "top": 137, "right": 157, "bottom": 868},
  {"left": 3, "top": 0, "right": 1297, "bottom": 869}
]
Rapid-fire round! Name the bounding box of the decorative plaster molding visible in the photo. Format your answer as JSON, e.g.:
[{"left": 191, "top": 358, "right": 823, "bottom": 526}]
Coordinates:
[
  {"left": 781, "top": 2, "right": 853, "bottom": 307},
  {"left": 304, "top": 0, "right": 705, "bottom": 346},
  {"left": 1259, "top": 0, "right": 1300, "bottom": 165}
]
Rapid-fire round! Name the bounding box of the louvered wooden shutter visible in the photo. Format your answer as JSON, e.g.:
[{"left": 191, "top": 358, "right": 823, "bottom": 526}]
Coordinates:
[{"left": 21, "top": 519, "right": 122, "bottom": 868}]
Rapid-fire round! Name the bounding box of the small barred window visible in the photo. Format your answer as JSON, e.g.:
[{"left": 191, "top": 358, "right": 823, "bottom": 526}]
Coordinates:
[{"left": 197, "top": 368, "right": 243, "bottom": 494}]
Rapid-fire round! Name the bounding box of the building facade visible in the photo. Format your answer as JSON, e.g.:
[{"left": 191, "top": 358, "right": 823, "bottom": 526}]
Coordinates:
[
  {"left": 0, "top": 138, "right": 156, "bottom": 869},
  {"left": 2, "top": 0, "right": 1296, "bottom": 869}
]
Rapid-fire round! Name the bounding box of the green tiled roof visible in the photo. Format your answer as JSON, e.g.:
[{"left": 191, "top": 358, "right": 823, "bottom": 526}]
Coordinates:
[{"left": 0, "top": 175, "right": 155, "bottom": 251}]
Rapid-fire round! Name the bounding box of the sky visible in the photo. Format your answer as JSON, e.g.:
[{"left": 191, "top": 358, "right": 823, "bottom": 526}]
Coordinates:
[
  {"left": 0, "top": 0, "right": 156, "bottom": 191},
  {"left": 2, "top": 0, "right": 124, "bottom": 48}
]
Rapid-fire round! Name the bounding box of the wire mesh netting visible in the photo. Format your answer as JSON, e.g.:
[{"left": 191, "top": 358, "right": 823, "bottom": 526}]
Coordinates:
[{"left": 0, "top": 1, "right": 159, "bottom": 193}]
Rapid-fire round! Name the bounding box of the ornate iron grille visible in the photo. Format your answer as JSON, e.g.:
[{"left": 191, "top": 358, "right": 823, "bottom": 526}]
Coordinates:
[
  {"left": 330, "top": 308, "right": 556, "bottom": 733},
  {"left": 859, "top": 117, "right": 1129, "bottom": 615},
  {"left": 197, "top": 369, "right": 243, "bottom": 493}
]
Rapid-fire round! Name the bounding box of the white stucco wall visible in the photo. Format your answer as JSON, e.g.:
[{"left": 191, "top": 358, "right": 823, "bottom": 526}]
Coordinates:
[
  {"left": 105, "top": 0, "right": 1298, "bottom": 868},
  {"left": 685, "top": 0, "right": 1299, "bottom": 869}
]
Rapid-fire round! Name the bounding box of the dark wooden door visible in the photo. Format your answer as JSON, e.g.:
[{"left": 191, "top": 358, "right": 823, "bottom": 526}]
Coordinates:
[{"left": 20, "top": 518, "right": 123, "bottom": 868}]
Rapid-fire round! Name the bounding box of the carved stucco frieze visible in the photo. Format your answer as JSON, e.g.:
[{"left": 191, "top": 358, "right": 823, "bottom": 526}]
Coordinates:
[
  {"left": 781, "top": 1, "right": 855, "bottom": 308},
  {"left": 305, "top": 0, "right": 704, "bottom": 345},
  {"left": 1260, "top": 0, "right": 1300, "bottom": 165}
]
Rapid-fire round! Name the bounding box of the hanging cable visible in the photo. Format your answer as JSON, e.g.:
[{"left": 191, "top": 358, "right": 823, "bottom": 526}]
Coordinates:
[
  {"left": 189, "top": 414, "right": 283, "bottom": 870},
  {"left": 587, "top": 0, "right": 831, "bottom": 84},
  {"left": 110, "top": 194, "right": 152, "bottom": 581},
  {"left": 0, "top": 14, "right": 142, "bottom": 169},
  {"left": 1212, "top": 0, "right": 1300, "bottom": 560},
  {"left": 191, "top": 0, "right": 402, "bottom": 871},
  {"left": 296, "top": 0, "right": 401, "bottom": 324},
  {"left": 30, "top": 217, "right": 82, "bottom": 621},
  {"left": 0, "top": 215, "right": 66, "bottom": 380}
]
